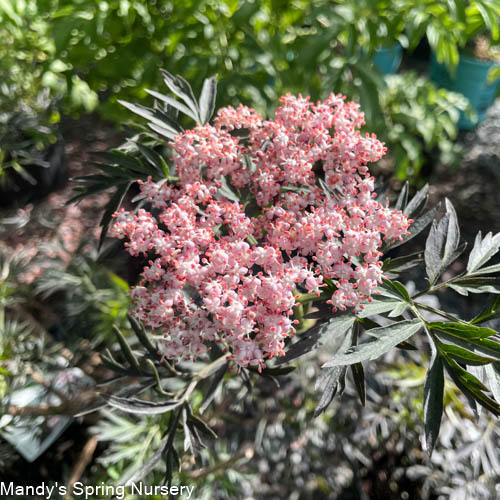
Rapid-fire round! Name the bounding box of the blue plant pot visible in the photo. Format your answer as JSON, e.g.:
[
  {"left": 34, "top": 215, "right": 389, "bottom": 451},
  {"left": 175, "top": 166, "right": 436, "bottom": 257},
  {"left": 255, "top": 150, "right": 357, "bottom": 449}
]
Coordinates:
[
  {"left": 430, "top": 53, "right": 500, "bottom": 129},
  {"left": 372, "top": 43, "right": 403, "bottom": 75}
]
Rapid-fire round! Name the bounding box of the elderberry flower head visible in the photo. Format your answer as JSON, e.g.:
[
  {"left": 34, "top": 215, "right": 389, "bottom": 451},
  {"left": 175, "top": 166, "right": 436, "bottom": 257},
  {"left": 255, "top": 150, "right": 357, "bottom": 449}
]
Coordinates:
[{"left": 110, "top": 93, "right": 411, "bottom": 369}]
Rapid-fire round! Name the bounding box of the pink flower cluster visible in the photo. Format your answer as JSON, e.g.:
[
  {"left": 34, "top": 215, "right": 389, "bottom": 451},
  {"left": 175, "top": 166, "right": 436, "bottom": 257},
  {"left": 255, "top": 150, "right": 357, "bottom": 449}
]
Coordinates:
[{"left": 110, "top": 94, "right": 411, "bottom": 369}]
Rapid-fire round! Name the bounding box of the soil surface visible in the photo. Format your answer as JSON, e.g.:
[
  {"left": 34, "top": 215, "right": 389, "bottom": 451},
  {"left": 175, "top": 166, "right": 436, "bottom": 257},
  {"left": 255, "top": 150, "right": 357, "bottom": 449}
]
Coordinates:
[
  {"left": 0, "top": 115, "right": 125, "bottom": 283},
  {"left": 432, "top": 98, "right": 500, "bottom": 245}
]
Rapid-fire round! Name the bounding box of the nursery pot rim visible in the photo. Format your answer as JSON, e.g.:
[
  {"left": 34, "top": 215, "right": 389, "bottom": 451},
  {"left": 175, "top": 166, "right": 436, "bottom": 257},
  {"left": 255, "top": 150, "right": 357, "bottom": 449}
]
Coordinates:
[
  {"left": 375, "top": 41, "right": 402, "bottom": 52},
  {"left": 431, "top": 51, "right": 500, "bottom": 70},
  {"left": 452, "top": 53, "right": 500, "bottom": 68}
]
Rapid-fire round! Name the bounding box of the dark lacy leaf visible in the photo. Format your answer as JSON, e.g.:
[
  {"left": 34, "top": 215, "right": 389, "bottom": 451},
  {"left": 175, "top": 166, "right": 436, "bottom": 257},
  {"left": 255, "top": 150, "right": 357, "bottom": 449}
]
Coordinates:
[
  {"left": 423, "top": 350, "right": 444, "bottom": 456},
  {"left": 313, "top": 366, "right": 347, "bottom": 417},
  {"left": 395, "top": 181, "right": 409, "bottom": 211},
  {"left": 351, "top": 362, "right": 366, "bottom": 406},
  {"left": 425, "top": 200, "right": 465, "bottom": 285},
  {"left": 313, "top": 325, "right": 355, "bottom": 416},
  {"left": 449, "top": 276, "right": 500, "bottom": 295},
  {"left": 404, "top": 183, "right": 429, "bottom": 217},
  {"left": 102, "top": 394, "right": 182, "bottom": 415},
  {"left": 276, "top": 314, "right": 355, "bottom": 365}
]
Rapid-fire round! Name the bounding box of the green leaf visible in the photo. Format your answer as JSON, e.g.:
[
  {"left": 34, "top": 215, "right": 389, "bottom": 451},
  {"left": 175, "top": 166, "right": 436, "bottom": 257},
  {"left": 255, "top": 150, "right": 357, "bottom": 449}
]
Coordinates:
[
  {"left": 75, "top": 379, "right": 157, "bottom": 418},
  {"left": 467, "top": 231, "right": 500, "bottom": 274},
  {"left": 0, "top": 0, "right": 22, "bottom": 25},
  {"left": 437, "top": 340, "right": 496, "bottom": 365},
  {"left": 472, "top": 295, "right": 500, "bottom": 324},
  {"left": 123, "top": 436, "right": 172, "bottom": 487},
  {"left": 433, "top": 332, "right": 500, "bottom": 362},
  {"left": 182, "top": 407, "right": 201, "bottom": 458},
  {"left": 259, "top": 366, "right": 296, "bottom": 376},
  {"left": 443, "top": 356, "right": 500, "bottom": 416},
  {"left": 135, "top": 143, "right": 169, "bottom": 177},
  {"left": 423, "top": 218, "right": 449, "bottom": 276},
  {"left": 396, "top": 340, "right": 418, "bottom": 351},
  {"left": 243, "top": 154, "right": 257, "bottom": 173},
  {"left": 128, "top": 315, "right": 158, "bottom": 358},
  {"left": 188, "top": 413, "right": 218, "bottom": 439},
  {"left": 443, "top": 199, "right": 460, "bottom": 264},
  {"left": 444, "top": 357, "right": 489, "bottom": 392},
  {"left": 72, "top": 174, "right": 119, "bottom": 185},
  {"left": 349, "top": 322, "right": 365, "bottom": 406},
  {"left": 113, "top": 325, "right": 142, "bottom": 373},
  {"left": 87, "top": 161, "right": 135, "bottom": 178},
  {"left": 100, "top": 351, "right": 130, "bottom": 375},
  {"left": 67, "top": 183, "right": 116, "bottom": 205},
  {"left": 199, "top": 75, "right": 217, "bottom": 124},
  {"left": 164, "top": 445, "right": 181, "bottom": 487},
  {"left": 423, "top": 350, "right": 444, "bottom": 455},
  {"left": 476, "top": 2, "right": 499, "bottom": 40},
  {"left": 351, "top": 362, "right": 366, "bottom": 406},
  {"left": 199, "top": 362, "right": 228, "bottom": 414},
  {"left": 429, "top": 322, "right": 497, "bottom": 340},
  {"left": 322, "top": 319, "right": 422, "bottom": 367},
  {"left": 356, "top": 317, "right": 381, "bottom": 330},
  {"left": 453, "top": 283, "right": 500, "bottom": 295},
  {"left": 379, "top": 279, "right": 411, "bottom": 302},
  {"left": 472, "top": 263, "right": 500, "bottom": 275}
]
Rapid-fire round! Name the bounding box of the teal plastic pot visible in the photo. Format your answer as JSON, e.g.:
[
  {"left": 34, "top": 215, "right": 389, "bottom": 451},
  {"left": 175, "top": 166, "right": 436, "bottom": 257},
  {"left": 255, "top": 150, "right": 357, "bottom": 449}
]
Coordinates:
[
  {"left": 372, "top": 43, "right": 403, "bottom": 75},
  {"left": 430, "top": 53, "right": 500, "bottom": 129}
]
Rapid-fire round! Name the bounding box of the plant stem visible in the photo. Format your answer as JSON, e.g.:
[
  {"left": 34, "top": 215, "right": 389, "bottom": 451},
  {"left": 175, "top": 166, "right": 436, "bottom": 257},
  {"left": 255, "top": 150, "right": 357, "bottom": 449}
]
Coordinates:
[
  {"left": 177, "top": 355, "right": 228, "bottom": 402},
  {"left": 412, "top": 272, "right": 467, "bottom": 299},
  {"left": 295, "top": 292, "right": 329, "bottom": 304},
  {"left": 409, "top": 303, "right": 429, "bottom": 328},
  {"left": 413, "top": 302, "right": 464, "bottom": 323}
]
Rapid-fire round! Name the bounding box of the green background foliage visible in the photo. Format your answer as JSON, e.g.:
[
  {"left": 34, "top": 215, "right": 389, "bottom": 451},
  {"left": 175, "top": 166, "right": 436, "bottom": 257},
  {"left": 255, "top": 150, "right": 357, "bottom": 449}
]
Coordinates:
[{"left": 2, "top": 0, "right": 499, "bottom": 181}]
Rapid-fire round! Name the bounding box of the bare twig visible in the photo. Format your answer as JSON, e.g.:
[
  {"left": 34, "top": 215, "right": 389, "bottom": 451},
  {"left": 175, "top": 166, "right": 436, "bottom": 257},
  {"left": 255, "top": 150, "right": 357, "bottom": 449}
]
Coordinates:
[
  {"left": 65, "top": 436, "right": 99, "bottom": 499},
  {"left": 7, "top": 376, "right": 143, "bottom": 417}
]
